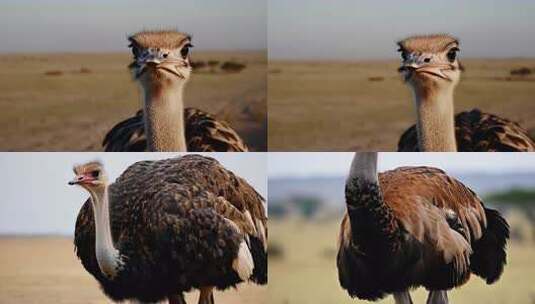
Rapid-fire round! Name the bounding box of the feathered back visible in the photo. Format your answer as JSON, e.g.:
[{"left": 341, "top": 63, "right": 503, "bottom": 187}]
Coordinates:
[
  {"left": 398, "top": 109, "right": 535, "bottom": 152},
  {"left": 103, "top": 108, "right": 249, "bottom": 152}
]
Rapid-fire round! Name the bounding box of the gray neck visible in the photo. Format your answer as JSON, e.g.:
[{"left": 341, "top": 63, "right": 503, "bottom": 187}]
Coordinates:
[
  {"left": 348, "top": 152, "right": 378, "bottom": 186},
  {"left": 142, "top": 82, "right": 187, "bottom": 152},
  {"left": 87, "top": 186, "right": 123, "bottom": 279},
  {"left": 412, "top": 85, "right": 457, "bottom": 152}
]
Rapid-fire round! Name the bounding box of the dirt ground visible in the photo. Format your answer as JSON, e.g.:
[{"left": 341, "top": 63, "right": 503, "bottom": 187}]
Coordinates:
[
  {"left": 268, "top": 59, "right": 535, "bottom": 151},
  {"left": 0, "top": 51, "right": 266, "bottom": 151},
  {"left": 0, "top": 237, "right": 267, "bottom": 304}
]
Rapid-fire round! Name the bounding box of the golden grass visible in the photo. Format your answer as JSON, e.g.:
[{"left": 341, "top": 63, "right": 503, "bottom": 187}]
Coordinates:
[
  {"left": 269, "top": 218, "right": 535, "bottom": 304},
  {"left": 268, "top": 59, "right": 535, "bottom": 151},
  {"left": 0, "top": 237, "right": 266, "bottom": 304},
  {"left": 0, "top": 51, "right": 266, "bottom": 151}
]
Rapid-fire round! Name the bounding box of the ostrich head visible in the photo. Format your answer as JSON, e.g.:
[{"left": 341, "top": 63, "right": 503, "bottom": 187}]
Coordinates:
[
  {"left": 128, "top": 30, "right": 193, "bottom": 87},
  {"left": 397, "top": 34, "right": 462, "bottom": 151},
  {"left": 398, "top": 34, "right": 461, "bottom": 93},
  {"left": 69, "top": 161, "right": 108, "bottom": 190}
]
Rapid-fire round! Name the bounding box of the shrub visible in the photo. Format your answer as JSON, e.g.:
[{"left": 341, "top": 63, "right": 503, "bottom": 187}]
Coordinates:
[
  {"left": 510, "top": 67, "right": 532, "bottom": 76},
  {"left": 268, "top": 242, "right": 284, "bottom": 259},
  {"left": 221, "top": 61, "right": 246, "bottom": 73},
  {"left": 44, "top": 70, "right": 63, "bottom": 76},
  {"left": 190, "top": 61, "right": 206, "bottom": 70}
]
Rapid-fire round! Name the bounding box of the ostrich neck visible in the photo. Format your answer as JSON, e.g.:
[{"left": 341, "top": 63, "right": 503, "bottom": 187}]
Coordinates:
[
  {"left": 413, "top": 85, "right": 457, "bottom": 152},
  {"left": 346, "top": 153, "right": 398, "bottom": 255},
  {"left": 142, "top": 82, "right": 187, "bottom": 152},
  {"left": 88, "top": 186, "right": 123, "bottom": 279},
  {"left": 348, "top": 152, "right": 378, "bottom": 186}
]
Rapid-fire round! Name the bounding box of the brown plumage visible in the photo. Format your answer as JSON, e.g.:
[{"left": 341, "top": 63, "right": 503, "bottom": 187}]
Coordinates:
[
  {"left": 398, "top": 108, "right": 535, "bottom": 152},
  {"left": 103, "top": 109, "right": 249, "bottom": 152},
  {"left": 130, "top": 30, "right": 192, "bottom": 50},
  {"left": 73, "top": 155, "right": 266, "bottom": 303},
  {"left": 398, "top": 34, "right": 459, "bottom": 54},
  {"left": 338, "top": 159, "right": 509, "bottom": 301}
]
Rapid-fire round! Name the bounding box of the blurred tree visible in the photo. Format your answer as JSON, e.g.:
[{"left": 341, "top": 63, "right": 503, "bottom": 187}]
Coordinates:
[{"left": 290, "top": 196, "right": 323, "bottom": 219}]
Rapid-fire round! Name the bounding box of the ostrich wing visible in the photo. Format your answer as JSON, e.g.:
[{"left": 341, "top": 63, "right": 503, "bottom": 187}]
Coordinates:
[
  {"left": 74, "top": 155, "right": 267, "bottom": 288},
  {"left": 398, "top": 108, "right": 535, "bottom": 152},
  {"left": 379, "top": 166, "right": 486, "bottom": 244},
  {"left": 102, "top": 108, "right": 249, "bottom": 152},
  {"left": 338, "top": 166, "right": 508, "bottom": 299}
]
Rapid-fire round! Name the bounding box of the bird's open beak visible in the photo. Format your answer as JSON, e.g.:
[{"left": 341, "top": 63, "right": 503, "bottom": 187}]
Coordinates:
[{"left": 68, "top": 174, "right": 95, "bottom": 186}]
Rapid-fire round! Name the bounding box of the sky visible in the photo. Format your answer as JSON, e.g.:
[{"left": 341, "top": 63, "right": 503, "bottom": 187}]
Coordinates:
[
  {"left": 269, "top": 0, "right": 535, "bottom": 59},
  {"left": 268, "top": 152, "right": 535, "bottom": 178},
  {"left": 0, "top": 153, "right": 266, "bottom": 235},
  {"left": 0, "top": 0, "right": 266, "bottom": 53}
]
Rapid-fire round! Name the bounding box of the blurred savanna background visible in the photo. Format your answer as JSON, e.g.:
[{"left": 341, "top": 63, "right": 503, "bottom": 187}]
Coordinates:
[
  {"left": 0, "top": 152, "right": 268, "bottom": 304},
  {"left": 268, "top": 0, "right": 535, "bottom": 151},
  {"left": 0, "top": 0, "right": 267, "bottom": 151},
  {"left": 268, "top": 153, "right": 535, "bottom": 304}
]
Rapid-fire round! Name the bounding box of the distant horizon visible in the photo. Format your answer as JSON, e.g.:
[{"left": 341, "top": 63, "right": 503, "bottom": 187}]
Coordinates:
[
  {"left": 0, "top": 48, "right": 267, "bottom": 55},
  {"left": 268, "top": 170, "right": 535, "bottom": 180},
  {"left": 268, "top": 55, "right": 535, "bottom": 62}
]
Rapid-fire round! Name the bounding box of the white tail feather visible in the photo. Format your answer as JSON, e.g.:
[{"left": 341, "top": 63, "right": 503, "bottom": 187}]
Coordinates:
[{"left": 232, "top": 240, "right": 254, "bottom": 281}]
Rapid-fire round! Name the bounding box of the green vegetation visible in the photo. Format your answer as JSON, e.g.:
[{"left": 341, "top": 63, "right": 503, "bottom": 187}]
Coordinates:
[
  {"left": 486, "top": 188, "right": 535, "bottom": 222},
  {"left": 270, "top": 196, "right": 324, "bottom": 219},
  {"left": 486, "top": 188, "right": 535, "bottom": 205}
]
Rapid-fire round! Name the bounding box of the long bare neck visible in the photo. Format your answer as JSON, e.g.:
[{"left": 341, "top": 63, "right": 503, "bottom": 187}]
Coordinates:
[
  {"left": 348, "top": 152, "right": 378, "bottom": 186},
  {"left": 346, "top": 153, "right": 399, "bottom": 255},
  {"left": 412, "top": 85, "right": 457, "bottom": 152},
  {"left": 88, "top": 186, "right": 123, "bottom": 279},
  {"left": 142, "top": 82, "right": 187, "bottom": 152}
]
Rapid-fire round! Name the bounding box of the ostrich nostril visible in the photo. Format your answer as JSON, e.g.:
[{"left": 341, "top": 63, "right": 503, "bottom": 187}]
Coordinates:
[{"left": 424, "top": 58, "right": 431, "bottom": 63}]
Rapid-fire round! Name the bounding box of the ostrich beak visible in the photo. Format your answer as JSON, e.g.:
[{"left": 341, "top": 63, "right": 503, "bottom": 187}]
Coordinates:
[
  {"left": 68, "top": 174, "right": 95, "bottom": 185},
  {"left": 399, "top": 53, "right": 452, "bottom": 81},
  {"left": 414, "top": 64, "right": 452, "bottom": 80}
]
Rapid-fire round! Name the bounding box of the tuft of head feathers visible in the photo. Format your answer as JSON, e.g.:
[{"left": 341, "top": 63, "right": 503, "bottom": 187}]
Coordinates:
[
  {"left": 73, "top": 161, "right": 104, "bottom": 175},
  {"left": 398, "top": 34, "right": 459, "bottom": 53},
  {"left": 129, "top": 30, "right": 191, "bottom": 50}
]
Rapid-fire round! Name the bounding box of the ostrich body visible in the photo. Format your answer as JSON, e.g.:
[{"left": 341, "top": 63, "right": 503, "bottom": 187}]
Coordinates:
[
  {"left": 397, "top": 34, "right": 535, "bottom": 152},
  {"left": 70, "top": 155, "right": 267, "bottom": 303},
  {"left": 337, "top": 153, "right": 509, "bottom": 304},
  {"left": 103, "top": 30, "right": 248, "bottom": 152}
]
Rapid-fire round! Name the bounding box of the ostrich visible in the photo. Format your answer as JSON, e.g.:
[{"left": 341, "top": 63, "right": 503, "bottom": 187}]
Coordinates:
[
  {"left": 337, "top": 152, "right": 509, "bottom": 304},
  {"left": 103, "top": 30, "right": 248, "bottom": 152},
  {"left": 69, "top": 155, "right": 267, "bottom": 304},
  {"left": 397, "top": 34, "right": 535, "bottom": 152}
]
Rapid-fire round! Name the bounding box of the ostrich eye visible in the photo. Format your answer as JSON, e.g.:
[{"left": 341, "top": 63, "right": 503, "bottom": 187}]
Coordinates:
[
  {"left": 447, "top": 48, "right": 459, "bottom": 63},
  {"left": 131, "top": 46, "right": 140, "bottom": 58},
  {"left": 91, "top": 170, "right": 100, "bottom": 178},
  {"left": 180, "top": 45, "right": 191, "bottom": 59}
]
